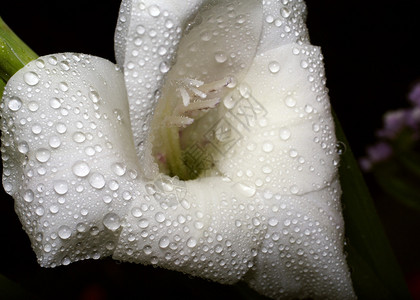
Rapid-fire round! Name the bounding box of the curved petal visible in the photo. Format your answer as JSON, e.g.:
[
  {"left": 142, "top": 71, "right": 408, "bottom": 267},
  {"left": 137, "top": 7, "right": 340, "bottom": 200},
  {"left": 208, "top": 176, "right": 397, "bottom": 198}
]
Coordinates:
[
  {"left": 114, "top": 0, "right": 207, "bottom": 164},
  {"left": 1, "top": 53, "right": 138, "bottom": 266}
]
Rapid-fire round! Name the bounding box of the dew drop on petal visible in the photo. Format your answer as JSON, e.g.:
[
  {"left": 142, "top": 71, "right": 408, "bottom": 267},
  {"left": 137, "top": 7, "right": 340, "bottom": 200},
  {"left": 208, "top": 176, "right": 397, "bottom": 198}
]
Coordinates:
[
  {"left": 23, "top": 189, "right": 34, "bottom": 203},
  {"left": 73, "top": 132, "right": 86, "bottom": 143},
  {"left": 155, "top": 212, "right": 165, "bottom": 223},
  {"left": 187, "top": 238, "right": 197, "bottom": 248},
  {"left": 111, "top": 162, "right": 126, "bottom": 176},
  {"left": 48, "top": 136, "right": 61, "bottom": 148},
  {"left": 89, "top": 173, "right": 106, "bottom": 189},
  {"left": 8, "top": 97, "right": 22, "bottom": 111},
  {"left": 262, "top": 142, "right": 274, "bottom": 153},
  {"left": 24, "top": 72, "right": 40, "bottom": 86},
  {"left": 49, "top": 97, "right": 62, "bottom": 109},
  {"left": 88, "top": 91, "right": 100, "bottom": 103},
  {"left": 148, "top": 5, "right": 160, "bottom": 17},
  {"left": 215, "top": 51, "right": 227, "bottom": 63},
  {"left": 159, "top": 236, "right": 170, "bottom": 249},
  {"left": 35, "top": 148, "right": 51, "bottom": 163},
  {"left": 268, "top": 61, "right": 280, "bottom": 74},
  {"left": 138, "top": 218, "right": 149, "bottom": 228},
  {"left": 284, "top": 95, "right": 296, "bottom": 107},
  {"left": 17, "top": 141, "right": 29, "bottom": 154},
  {"left": 72, "top": 161, "right": 90, "bottom": 177},
  {"left": 103, "top": 212, "right": 121, "bottom": 231},
  {"left": 279, "top": 127, "right": 291, "bottom": 141},
  {"left": 58, "top": 225, "right": 72, "bottom": 239},
  {"left": 54, "top": 180, "right": 69, "bottom": 195},
  {"left": 268, "top": 217, "right": 279, "bottom": 227},
  {"left": 159, "top": 61, "right": 170, "bottom": 73}
]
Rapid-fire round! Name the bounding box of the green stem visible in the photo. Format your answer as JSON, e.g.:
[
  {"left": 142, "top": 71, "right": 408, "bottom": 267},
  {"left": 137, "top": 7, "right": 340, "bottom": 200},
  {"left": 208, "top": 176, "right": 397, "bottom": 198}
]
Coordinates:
[
  {"left": 0, "top": 77, "right": 6, "bottom": 96},
  {"left": 0, "top": 16, "right": 38, "bottom": 84}
]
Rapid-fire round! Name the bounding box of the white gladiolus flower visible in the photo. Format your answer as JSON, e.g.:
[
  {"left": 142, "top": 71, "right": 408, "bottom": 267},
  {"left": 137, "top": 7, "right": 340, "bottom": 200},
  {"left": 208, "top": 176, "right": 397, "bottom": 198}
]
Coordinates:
[{"left": 1, "top": 0, "right": 356, "bottom": 299}]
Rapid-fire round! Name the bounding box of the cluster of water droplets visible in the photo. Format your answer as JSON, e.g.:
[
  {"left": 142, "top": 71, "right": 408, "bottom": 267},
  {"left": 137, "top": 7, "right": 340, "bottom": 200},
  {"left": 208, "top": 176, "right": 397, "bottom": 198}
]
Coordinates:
[{"left": 1, "top": 53, "right": 138, "bottom": 266}]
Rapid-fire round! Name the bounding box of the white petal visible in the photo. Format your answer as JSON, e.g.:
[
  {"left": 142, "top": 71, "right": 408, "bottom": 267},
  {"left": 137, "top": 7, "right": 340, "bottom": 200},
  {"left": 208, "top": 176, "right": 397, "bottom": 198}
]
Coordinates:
[
  {"left": 1, "top": 53, "right": 138, "bottom": 266},
  {"left": 258, "top": 0, "right": 310, "bottom": 54},
  {"left": 114, "top": 0, "right": 207, "bottom": 165}
]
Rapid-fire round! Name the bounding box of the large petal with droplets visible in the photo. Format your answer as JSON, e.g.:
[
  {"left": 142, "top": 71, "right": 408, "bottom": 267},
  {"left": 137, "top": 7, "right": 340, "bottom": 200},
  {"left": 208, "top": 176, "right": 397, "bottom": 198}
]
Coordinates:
[{"left": 1, "top": 53, "right": 138, "bottom": 266}]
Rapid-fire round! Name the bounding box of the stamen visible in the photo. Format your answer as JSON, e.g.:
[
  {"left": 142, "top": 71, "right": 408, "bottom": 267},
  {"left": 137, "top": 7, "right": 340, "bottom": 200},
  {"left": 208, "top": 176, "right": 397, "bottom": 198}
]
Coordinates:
[
  {"left": 165, "top": 115, "right": 194, "bottom": 128},
  {"left": 180, "top": 98, "right": 221, "bottom": 113},
  {"left": 189, "top": 87, "right": 207, "bottom": 99},
  {"left": 178, "top": 87, "right": 190, "bottom": 106},
  {"left": 183, "top": 78, "right": 204, "bottom": 87},
  {"left": 199, "top": 77, "right": 234, "bottom": 94}
]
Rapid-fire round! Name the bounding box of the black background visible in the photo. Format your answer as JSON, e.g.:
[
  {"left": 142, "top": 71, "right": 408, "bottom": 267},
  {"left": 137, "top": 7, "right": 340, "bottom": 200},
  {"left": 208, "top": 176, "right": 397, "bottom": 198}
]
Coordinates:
[{"left": 1, "top": 1, "right": 420, "bottom": 299}]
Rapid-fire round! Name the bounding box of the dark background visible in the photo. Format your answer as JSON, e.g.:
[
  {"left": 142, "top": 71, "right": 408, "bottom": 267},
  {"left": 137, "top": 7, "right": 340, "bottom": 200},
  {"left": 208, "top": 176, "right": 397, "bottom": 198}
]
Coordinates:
[{"left": 1, "top": 1, "right": 420, "bottom": 299}]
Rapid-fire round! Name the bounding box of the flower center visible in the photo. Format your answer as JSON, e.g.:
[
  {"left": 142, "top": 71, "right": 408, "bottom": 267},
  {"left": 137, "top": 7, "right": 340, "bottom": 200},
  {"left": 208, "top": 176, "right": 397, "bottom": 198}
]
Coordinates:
[{"left": 151, "top": 76, "right": 236, "bottom": 180}]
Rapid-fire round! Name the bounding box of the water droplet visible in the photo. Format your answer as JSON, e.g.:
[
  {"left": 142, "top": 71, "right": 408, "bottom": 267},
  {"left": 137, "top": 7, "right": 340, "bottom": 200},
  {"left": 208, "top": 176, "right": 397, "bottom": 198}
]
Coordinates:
[
  {"left": 268, "top": 218, "right": 279, "bottom": 227},
  {"left": 280, "top": 7, "right": 291, "bottom": 18},
  {"left": 262, "top": 142, "right": 274, "bottom": 153},
  {"left": 23, "top": 189, "right": 34, "bottom": 203},
  {"left": 131, "top": 207, "right": 142, "bottom": 218},
  {"left": 60, "top": 61, "right": 70, "bottom": 71},
  {"left": 138, "top": 218, "right": 149, "bottom": 228},
  {"left": 56, "top": 122, "right": 67, "bottom": 134},
  {"left": 58, "top": 225, "right": 72, "bottom": 239},
  {"left": 187, "top": 237, "right": 197, "bottom": 248},
  {"left": 73, "top": 132, "right": 86, "bottom": 143},
  {"left": 111, "top": 163, "right": 126, "bottom": 176},
  {"left": 49, "top": 136, "right": 61, "bottom": 148},
  {"left": 215, "top": 51, "right": 227, "bottom": 63},
  {"left": 336, "top": 141, "right": 347, "bottom": 155},
  {"left": 159, "top": 236, "right": 170, "bottom": 249},
  {"left": 48, "top": 56, "right": 58, "bottom": 65},
  {"left": 35, "top": 206, "right": 44, "bottom": 216},
  {"left": 49, "top": 97, "right": 61, "bottom": 109},
  {"left": 49, "top": 205, "right": 59, "bottom": 214},
  {"left": 155, "top": 212, "right": 165, "bottom": 223},
  {"left": 89, "top": 173, "right": 105, "bottom": 189},
  {"left": 148, "top": 5, "right": 160, "bottom": 17},
  {"left": 239, "top": 83, "right": 251, "bottom": 98},
  {"left": 72, "top": 161, "right": 90, "bottom": 177},
  {"left": 284, "top": 95, "right": 296, "bottom": 107},
  {"left": 290, "top": 185, "right": 299, "bottom": 194},
  {"left": 143, "top": 245, "right": 152, "bottom": 255},
  {"left": 279, "top": 127, "right": 291, "bottom": 141},
  {"left": 24, "top": 72, "right": 40, "bottom": 86},
  {"left": 234, "top": 182, "right": 256, "bottom": 197},
  {"left": 268, "top": 61, "right": 280, "bottom": 74},
  {"left": 18, "top": 141, "right": 29, "bottom": 154},
  {"left": 103, "top": 213, "right": 121, "bottom": 231},
  {"left": 265, "top": 15, "right": 274, "bottom": 23},
  {"left": 35, "top": 148, "right": 51, "bottom": 163},
  {"left": 88, "top": 91, "right": 100, "bottom": 103},
  {"left": 76, "top": 223, "right": 87, "bottom": 232},
  {"left": 28, "top": 101, "right": 39, "bottom": 112},
  {"left": 59, "top": 82, "right": 69, "bottom": 92},
  {"left": 8, "top": 97, "right": 22, "bottom": 111},
  {"left": 31, "top": 124, "right": 42, "bottom": 134},
  {"left": 35, "top": 59, "right": 45, "bottom": 69},
  {"left": 300, "top": 60, "right": 309, "bottom": 69},
  {"left": 54, "top": 180, "right": 68, "bottom": 195},
  {"left": 159, "top": 61, "right": 170, "bottom": 73}
]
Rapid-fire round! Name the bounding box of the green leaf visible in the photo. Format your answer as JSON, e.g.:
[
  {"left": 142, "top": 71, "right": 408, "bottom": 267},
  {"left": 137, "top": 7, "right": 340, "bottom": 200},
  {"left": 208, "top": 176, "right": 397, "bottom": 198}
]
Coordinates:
[{"left": 334, "top": 111, "right": 412, "bottom": 299}]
